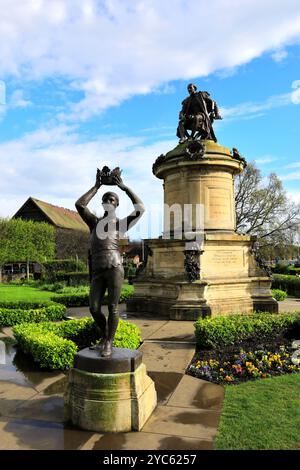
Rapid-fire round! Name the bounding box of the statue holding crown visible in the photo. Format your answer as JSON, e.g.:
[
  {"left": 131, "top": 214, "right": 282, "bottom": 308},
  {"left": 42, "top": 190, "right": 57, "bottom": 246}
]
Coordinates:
[{"left": 75, "top": 167, "right": 145, "bottom": 357}]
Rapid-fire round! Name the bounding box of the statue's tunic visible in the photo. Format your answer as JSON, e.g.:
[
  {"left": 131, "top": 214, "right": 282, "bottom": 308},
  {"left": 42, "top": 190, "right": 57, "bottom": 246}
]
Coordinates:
[{"left": 90, "top": 221, "right": 122, "bottom": 273}]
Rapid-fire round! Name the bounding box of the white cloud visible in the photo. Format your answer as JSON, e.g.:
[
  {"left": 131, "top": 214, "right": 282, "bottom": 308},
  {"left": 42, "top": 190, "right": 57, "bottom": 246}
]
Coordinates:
[
  {"left": 285, "top": 161, "right": 300, "bottom": 169},
  {"left": 0, "top": 0, "right": 300, "bottom": 119},
  {"left": 254, "top": 156, "right": 278, "bottom": 165},
  {"left": 0, "top": 123, "right": 174, "bottom": 236},
  {"left": 271, "top": 49, "right": 288, "bottom": 62},
  {"left": 221, "top": 93, "right": 291, "bottom": 119},
  {"left": 221, "top": 79, "right": 300, "bottom": 120},
  {"left": 281, "top": 171, "right": 300, "bottom": 181},
  {"left": 291, "top": 80, "right": 300, "bottom": 104},
  {"left": 287, "top": 190, "right": 300, "bottom": 202},
  {"left": 10, "top": 89, "right": 32, "bottom": 108}
]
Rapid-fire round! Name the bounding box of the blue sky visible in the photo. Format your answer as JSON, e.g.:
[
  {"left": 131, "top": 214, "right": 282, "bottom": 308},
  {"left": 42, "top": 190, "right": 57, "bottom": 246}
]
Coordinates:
[{"left": 0, "top": 0, "right": 300, "bottom": 239}]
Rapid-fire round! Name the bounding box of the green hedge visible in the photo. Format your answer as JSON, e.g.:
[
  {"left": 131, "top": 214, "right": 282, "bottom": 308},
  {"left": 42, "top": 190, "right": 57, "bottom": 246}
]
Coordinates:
[
  {"left": 52, "top": 284, "right": 134, "bottom": 307},
  {"left": 272, "top": 274, "right": 300, "bottom": 296},
  {"left": 43, "top": 259, "right": 87, "bottom": 278},
  {"left": 0, "top": 302, "right": 66, "bottom": 327},
  {"left": 271, "top": 289, "right": 288, "bottom": 301},
  {"left": 13, "top": 317, "right": 141, "bottom": 369},
  {"left": 54, "top": 271, "right": 90, "bottom": 286},
  {"left": 0, "top": 300, "right": 59, "bottom": 309},
  {"left": 194, "top": 313, "right": 300, "bottom": 350},
  {"left": 272, "top": 264, "right": 300, "bottom": 276}
]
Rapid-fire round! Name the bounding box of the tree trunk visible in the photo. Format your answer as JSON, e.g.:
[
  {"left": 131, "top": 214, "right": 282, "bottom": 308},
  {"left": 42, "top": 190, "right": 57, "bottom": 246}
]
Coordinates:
[
  {"left": 0, "top": 265, "right": 2, "bottom": 284},
  {"left": 26, "top": 260, "right": 30, "bottom": 281}
]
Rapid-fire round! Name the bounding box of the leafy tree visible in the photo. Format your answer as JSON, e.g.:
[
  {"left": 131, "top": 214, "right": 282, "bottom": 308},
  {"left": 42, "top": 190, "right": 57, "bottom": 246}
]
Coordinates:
[
  {"left": 0, "top": 218, "right": 55, "bottom": 281},
  {"left": 235, "top": 162, "right": 300, "bottom": 259}
]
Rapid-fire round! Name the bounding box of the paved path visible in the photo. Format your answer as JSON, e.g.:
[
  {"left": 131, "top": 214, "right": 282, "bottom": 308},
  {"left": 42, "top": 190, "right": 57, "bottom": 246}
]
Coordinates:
[
  {"left": 279, "top": 297, "right": 300, "bottom": 313},
  {"left": 0, "top": 309, "right": 224, "bottom": 450}
]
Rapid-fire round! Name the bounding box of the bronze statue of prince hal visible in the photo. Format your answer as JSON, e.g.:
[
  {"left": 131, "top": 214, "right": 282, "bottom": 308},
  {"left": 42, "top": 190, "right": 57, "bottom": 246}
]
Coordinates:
[{"left": 75, "top": 167, "right": 145, "bottom": 357}]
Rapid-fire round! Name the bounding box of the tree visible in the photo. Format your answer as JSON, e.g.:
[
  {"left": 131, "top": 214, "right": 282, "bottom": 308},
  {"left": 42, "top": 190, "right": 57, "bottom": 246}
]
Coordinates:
[
  {"left": 0, "top": 218, "right": 55, "bottom": 281},
  {"left": 235, "top": 163, "right": 300, "bottom": 259}
]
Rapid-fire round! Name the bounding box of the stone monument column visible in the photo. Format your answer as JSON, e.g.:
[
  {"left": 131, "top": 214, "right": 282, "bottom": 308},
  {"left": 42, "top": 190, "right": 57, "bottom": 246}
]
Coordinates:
[
  {"left": 155, "top": 140, "right": 243, "bottom": 234},
  {"left": 127, "top": 83, "right": 277, "bottom": 319}
]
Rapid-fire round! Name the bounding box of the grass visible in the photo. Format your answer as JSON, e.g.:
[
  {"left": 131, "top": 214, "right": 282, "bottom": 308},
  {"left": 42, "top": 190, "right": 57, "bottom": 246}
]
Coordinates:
[
  {"left": 215, "top": 373, "right": 300, "bottom": 450},
  {"left": 0, "top": 284, "right": 59, "bottom": 302}
]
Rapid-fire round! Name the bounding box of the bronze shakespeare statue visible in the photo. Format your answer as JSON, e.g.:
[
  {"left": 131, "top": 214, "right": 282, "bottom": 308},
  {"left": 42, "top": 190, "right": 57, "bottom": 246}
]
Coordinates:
[
  {"left": 75, "top": 167, "right": 145, "bottom": 357},
  {"left": 177, "top": 83, "right": 222, "bottom": 143}
]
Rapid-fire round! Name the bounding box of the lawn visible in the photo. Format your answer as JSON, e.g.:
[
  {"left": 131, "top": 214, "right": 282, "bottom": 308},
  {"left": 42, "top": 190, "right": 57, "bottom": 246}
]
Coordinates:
[
  {"left": 215, "top": 373, "right": 300, "bottom": 450},
  {"left": 0, "top": 284, "right": 58, "bottom": 302}
]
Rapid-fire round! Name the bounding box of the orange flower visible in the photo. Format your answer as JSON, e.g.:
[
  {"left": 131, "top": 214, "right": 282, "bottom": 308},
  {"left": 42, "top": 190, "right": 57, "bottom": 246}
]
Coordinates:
[{"left": 225, "top": 375, "right": 233, "bottom": 382}]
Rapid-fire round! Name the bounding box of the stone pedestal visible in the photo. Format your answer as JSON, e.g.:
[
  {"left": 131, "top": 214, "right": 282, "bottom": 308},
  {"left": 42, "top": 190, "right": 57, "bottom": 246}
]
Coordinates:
[
  {"left": 127, "top": 140, "right": 278, "bottom": 319},
  {"left": 64, "top": 347, "right": 157, "bottom": 432}
]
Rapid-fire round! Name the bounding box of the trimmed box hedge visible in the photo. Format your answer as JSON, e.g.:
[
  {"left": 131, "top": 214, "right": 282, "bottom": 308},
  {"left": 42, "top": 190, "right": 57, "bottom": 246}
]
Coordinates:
[
  {"left": 194, "top": 312, "right": 300, "bottom": 350},
  {"left": 272, "top": 274, "right": 300, "bottom": 297},
  {"left": 43, "top": 259, "right": 87, "bottom": 282},
  {"left": 54, "top": 271, "right": 90, "bottom": 286},
  {"left": 13, "top": 317, "right": 141, "bottom": 369},
  {"left": 0, "top": 301, "right": 66, "bottom": 327},
  {"left": 52, "top": 284, "right": 134, "bottom": 307}
]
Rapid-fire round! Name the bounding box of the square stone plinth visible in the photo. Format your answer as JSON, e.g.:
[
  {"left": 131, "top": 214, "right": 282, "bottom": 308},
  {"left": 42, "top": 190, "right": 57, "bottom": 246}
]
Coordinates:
[{"left": 65, "top": 363, "right": 157, "bottom": 433}]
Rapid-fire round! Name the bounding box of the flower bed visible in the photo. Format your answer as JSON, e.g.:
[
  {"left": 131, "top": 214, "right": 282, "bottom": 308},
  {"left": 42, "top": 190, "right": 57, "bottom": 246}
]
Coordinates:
[
  {"left": 189, "top": 313, "right": 300, "bottom": 385},
  {"left": 188, "top": 342, "right": 300, "bottom": 385}
]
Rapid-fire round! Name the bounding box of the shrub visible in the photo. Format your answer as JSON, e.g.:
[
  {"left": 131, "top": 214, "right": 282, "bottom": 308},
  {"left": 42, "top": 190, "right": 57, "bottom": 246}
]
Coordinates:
[
  {"left": 0, "top": 300, "right": 59, "bottom": 309},
  {"left": 43, "top": 259, "right": 87, "bottom": 277},
  {"left": 194, "top": 313, "right": 300, "bottom": 350},
  {"left": 54, "top": 293, "right": 89, "bottom": 307},
  {"left": 54, "top": 271, "right": 90, "bottom": 286},
  {"left": 51, "top": 284, "right": 134, "bottom": 307},
  {"left": 272, "top": 274, "right": 300, "bottom": 296},
  {"left": 272, "top": 263, "right": 290, "bottom": 275},
  {"left": 13, "top": 317, "right": 141, "bottom": 369},
  {"left": 0, "top": 302, "right": 66, "bottom": 327},
  {"left": 272, "top": 289, "right": 288, "bottom": 301}
]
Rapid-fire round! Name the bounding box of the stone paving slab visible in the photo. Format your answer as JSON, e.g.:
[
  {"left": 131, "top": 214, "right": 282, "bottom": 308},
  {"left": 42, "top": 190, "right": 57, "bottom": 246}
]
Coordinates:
[
  {"left": 167, "top": 375, "right": 224, "bottom": 410},
  {"left": 141, "top": 405, "right": 220, "bottom": 440},
  {"left": 0, "top": 418, "right": 94, "bottom": 450},
  {"left": 0, "top": 381, "right": 38, "bottom": 418},
  {"left": 126, "top": 319, "right": 169, "bottom": 340},
  {"left": 146, "top": 321, "right": 196, "bottom": 342},
  {"left": 139, "top": 342, "right": 195, "bottom": 373},
  {"left": 81, "top": 431, "right": 213, "bottom": 450},
  {"left": 147, "top": 371, "right": 183, "bottom": 405},
  {"left": 13, "top": 394, "right": 64, "bottom": 423},
  {"left": 279, "top": 297, "right": 300, "bottom": 313}
]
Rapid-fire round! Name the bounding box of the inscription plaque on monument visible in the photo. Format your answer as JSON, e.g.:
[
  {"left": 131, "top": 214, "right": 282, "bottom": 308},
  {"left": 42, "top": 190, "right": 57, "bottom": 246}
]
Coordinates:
[
  {"left": 207, "top": 187, "right": 232, "bottom": 220},
  {"left": 212, "top": 250, "right": 243, "bottom": 267}
]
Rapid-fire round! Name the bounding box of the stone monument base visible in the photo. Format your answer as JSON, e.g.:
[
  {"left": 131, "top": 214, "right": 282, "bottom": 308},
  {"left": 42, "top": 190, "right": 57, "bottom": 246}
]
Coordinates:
[
  {"left": 64, "top": 347, "right": 157, "bottom": 432},
  {"left": 127, "top": 233, "right": 278, "bottom": 320}
]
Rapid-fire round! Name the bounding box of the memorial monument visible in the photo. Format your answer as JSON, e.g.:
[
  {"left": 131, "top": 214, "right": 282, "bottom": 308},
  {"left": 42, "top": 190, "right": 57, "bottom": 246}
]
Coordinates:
[
  {"left": 127, "top": 83, "right": 278, "bottom": 319},
  {"left": 65, "top": 168, "right": 157, "bottom": 432}
]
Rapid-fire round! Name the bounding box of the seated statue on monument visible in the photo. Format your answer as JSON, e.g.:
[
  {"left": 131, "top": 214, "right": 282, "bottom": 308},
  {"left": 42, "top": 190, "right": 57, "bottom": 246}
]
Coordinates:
[
  {"left": 176, "top": 83, "right": 222, "bottom": 143},
  {"left": 75, "top": 167, "right": 145, "bottom": 357}
]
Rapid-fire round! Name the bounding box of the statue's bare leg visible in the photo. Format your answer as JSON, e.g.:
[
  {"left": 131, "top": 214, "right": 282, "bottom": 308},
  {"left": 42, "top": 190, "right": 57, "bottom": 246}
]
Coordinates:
[
  {"left": 101, "top": 266, "right": 124, "bottom": 357},
  {"left": 89, "top": 273, "right": 107, "bottom": 351}
]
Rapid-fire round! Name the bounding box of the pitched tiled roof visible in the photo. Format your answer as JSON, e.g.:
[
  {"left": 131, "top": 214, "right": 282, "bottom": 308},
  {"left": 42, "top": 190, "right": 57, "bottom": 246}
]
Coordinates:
[{"left": 15, "top": 197, "right": 89, "bottom": 231}]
